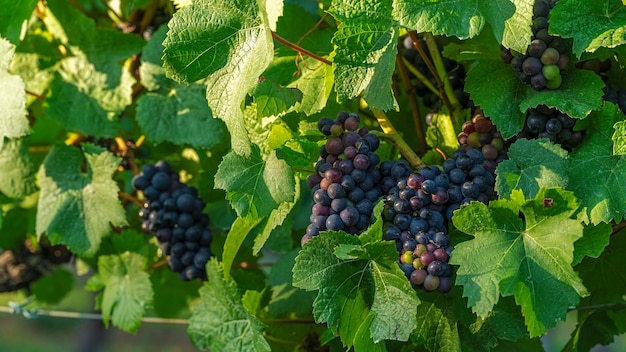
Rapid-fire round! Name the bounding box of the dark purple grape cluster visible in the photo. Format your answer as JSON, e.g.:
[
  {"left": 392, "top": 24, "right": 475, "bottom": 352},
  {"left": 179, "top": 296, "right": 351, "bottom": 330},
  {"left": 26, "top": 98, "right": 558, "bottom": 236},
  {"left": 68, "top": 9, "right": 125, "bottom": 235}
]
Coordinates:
[
  {"left": 456, "top": 109, "right": 508, "bottom": 174},
  {"left": 132, "top": 161, "right": 212, "bottom": 281},
  {"left": 442, "top": 147, "right": 497, "bottom": 220},
  {"left": 382, "top": 168, "right": 454, "bottom": 293},
  {"left": 401, "top": 37, "right": 470, "bottom": 110},
  {"left": 501, "top": 0, "right": 569, "bottom": 90},
  {"left": 302, "top": 113, "right": 383, "bottom": 245},
  {"left": 516, "top": 105, "right": 583, "bottom": 150},
  {"left": 602, "top": 85, "right": 626, "bottom": 114}
]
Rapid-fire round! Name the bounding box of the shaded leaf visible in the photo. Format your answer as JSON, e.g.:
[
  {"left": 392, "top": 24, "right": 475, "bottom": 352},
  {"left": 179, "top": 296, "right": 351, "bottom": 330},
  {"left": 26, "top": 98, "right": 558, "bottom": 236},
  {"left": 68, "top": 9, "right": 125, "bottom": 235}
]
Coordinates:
[
  {"left": 36, "top": 144, "right": 127, "bottom": 256},
  {"left": 188, "top": 259, "right": 271, "bottom": 352}
]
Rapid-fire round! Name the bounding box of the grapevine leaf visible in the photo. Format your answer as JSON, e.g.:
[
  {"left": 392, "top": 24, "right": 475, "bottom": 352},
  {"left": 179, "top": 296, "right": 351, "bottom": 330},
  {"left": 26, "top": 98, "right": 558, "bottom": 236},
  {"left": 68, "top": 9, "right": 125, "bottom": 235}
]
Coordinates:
[
  {"left": 465, "top": 59, "right": 526, "bottom": 139},
  {"left": 43, "top": 0, "right": 145, "bottom": 137},
  {"left": 222, "top": 215, "right": 263, "bottom": 281},
  {"left": 85, "top": 252, "right": 153, "bottom": 333},
  {"left": 393, "top": 0, "right": 484, "bottom": 41},
  {"left": 36, "top": 144, "right": 128, "bottom": 257},
  {"left": 329, "top": 0, "right": 399, "bottom": 111},
  {"left": 214, "top": 146, "right": 296, "bottom": 219},
  {"left": 451, "top": 188, "right": 587, "bottom": 336},
  {"left": 479, "top": 0, "right": 534, "bottom": 54},
  {"left": 0, "top": 138, "right": 36, "bottom": 198},
  {"left": 252, "top": 78, "right": 303, "bottom": 117},
  {"left": 0, "top": 0, "right": 37, "bottom": 44},
  {"left": 354, "top": 313, "right": 387, "bottom": 352},
  {"left": 31, "top": 268, "right": 74, "bottom": 304},
  {"left": 367, "top": 242, "right": 419, "bottom": 343},
  {"left": 393, "top": 0, "right": 534, "bottom": 54},
  {"left": 9, "top": 32, "right": 62, "bottom": 98},
  {"left": 0, "top": 37, "right": 29, "bottom": 140},
  {"left": 442, "top": 30, "right": 502, "bottom": 62},
  {"left": 414, "top": 295, "right": 462, "bottom": 352},
  {"left": 266, "top": 249, "right": 316, "bottom": 316},
  {"left": 253, "top": 185, "right": 299, "bottom": 255},
  {"left": 577, "top": 229, "right": 626, "bottom": 304},
  {"left": 138, "top": 25, "right": 226, "bottom": 149},
  {"left": 289, "top": 58, "right": 333, "bottom": 115},
  {"left": 188, "top": 259, "right": 271, "bottom": 352},
  {"left": 292, "top": 232, "right": 419, "bottom": 346},
  {"left": 550, "top": 0, "right": 626, "bottom": 57},
  {"left": 567, "top": 103, "right": 626, "bottom": 224},
  {"left": 518, "top": 69, "right": 605, "bottom": 119},
  {"left": 572, "top": 222, "right": 612, "bottom": 266},
  {"left": 495, "top": 138, "right": 569, "bottom": 200},
  {"left": 163, "top": 0, "right": 274, "bottom": 156},
  {"left": 136, "top": 88, "right": 226, "bottom": 149},
  {"left": 613, "top": 120, "right": 626, "bottom": 155}
]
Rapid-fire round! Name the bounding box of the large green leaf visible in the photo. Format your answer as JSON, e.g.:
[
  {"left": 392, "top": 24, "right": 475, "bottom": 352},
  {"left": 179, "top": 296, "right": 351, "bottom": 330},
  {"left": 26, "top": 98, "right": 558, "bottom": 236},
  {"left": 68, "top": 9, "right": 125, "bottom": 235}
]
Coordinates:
[
  {"left": 163, "top": 0, "right": 274, "bottom": 156},
  {"left": 214, "top": 146, "right": 296, "bottom": 219},
  {"left": 85, "top": 252, "right": 153, "bottom": 333},
  {"left": 393, "top": 0, "right": 534, "bottom": 54},
  {"left": 0, "top": 137, "right": 36, "bottom": 198},
  {"left": 36, "top": 144, "right": 128, "bottom": 256},
  {"left": 567, "top": 103, "right": 626, "bottom": 224},
  {"left": 550, "top": 0, "right": 626, "bottom": 58},
  {"left": 329, "top": 0, "right": 398, "bottom": 111},
  {"left": 138, "top": 25, "right": 226, "bottom": 149},
  {"left": 293, "top": 231, "right": 419, "bottom": 347},
  {"left": 0, "top": 37, "right": 29, "bottom": 140},
  {"left": 188, "top": 259, "right": 271, "bottom": 352},
  {"left": 43, "top": 0, "right": 145, "bottom": 137},
  {"left": 451, "top": 188, "right": 587, "bottom": 336},
  {"left": 0, "top": 0, "right": 38, "bottom": 44},
  {"left": 495, "top": 138, "right": 569, "bottom": 200}
]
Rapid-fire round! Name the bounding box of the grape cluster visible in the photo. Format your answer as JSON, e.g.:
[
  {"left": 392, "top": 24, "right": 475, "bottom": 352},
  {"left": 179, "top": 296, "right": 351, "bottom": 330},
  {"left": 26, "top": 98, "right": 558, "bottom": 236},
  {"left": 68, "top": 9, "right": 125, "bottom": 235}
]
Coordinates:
[
  {"left": 132, "top": 161, "right": 213, "bottom": 281},
  {"left": 442, "top": 147, "right": 497, "bottom": 220},
  {"left": 516, "top": 105, "right": 583, "bottom": 150},
  {"left": 501, "top": 0, "right": 569, "bottom": 90},
  {"left": 456, "top": 109, "right": 508, "bottom": 173},
  {"left": 401, "top": 37, "right": 470, "bottom": 110},
  {"left": 302, "top": 113, "right": 383, "bottom": 245},
  {"left": 602, "top": 85, "right": 626, "bottom": 114},
  {"left": 382, "top": 168, "right": 454, "bottom": 293}
]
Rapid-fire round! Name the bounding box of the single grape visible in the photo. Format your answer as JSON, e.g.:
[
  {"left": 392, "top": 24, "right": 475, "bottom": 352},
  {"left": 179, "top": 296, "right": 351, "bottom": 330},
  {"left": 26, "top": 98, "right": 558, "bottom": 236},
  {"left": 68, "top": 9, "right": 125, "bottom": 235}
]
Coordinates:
[{"left": 423, "top": 274, "right": 440, "bottom": 291}]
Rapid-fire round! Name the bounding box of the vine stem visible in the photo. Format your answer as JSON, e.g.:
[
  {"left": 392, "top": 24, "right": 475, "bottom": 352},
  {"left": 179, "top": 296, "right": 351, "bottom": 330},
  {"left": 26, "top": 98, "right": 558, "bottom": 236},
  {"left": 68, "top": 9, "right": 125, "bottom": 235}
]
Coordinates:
[
  {"left": 25, "top": 90, "right": 45, "bottom": 100},
  {"left": 407, "top": 32, "right": 453, "bottom": 115},
  {"left": 396, "top": 53, "right": 427, "bottom": 155},
  {"left": 271, "top": 32, "right": 332, "bottom": 66},
  {"left": 370, "top": 109, "right": 426, "bottom": 170},
  {"left": 118, "top": 191, "right": 143, "bottom": 207},
  {"left": 0, "top": 306, "right": 188, "bottom": 324}
]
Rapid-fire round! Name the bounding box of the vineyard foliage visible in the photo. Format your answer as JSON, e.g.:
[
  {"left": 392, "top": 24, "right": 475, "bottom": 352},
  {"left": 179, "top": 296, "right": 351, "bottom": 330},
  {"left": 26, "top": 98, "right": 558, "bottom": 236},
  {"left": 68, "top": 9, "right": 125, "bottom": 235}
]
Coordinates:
[{"left": 1, "top": 0, "right": 626, "bottom": 351}]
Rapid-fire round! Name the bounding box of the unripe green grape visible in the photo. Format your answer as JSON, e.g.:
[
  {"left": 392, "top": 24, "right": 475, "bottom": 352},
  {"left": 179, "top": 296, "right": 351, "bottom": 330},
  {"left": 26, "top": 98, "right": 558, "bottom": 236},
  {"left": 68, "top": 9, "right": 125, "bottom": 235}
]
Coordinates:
[
  {"left": 401, "top": 251, "right": 414, "bottom": 265},
  {"left": 542, "top": 65, "right": 560, "bottom": 81},
  {"left": 423, "top": 274, "right": 440, "bottom": 291},
  {"left": 545, "top": 73, "right": 562, "bottom": 89}
]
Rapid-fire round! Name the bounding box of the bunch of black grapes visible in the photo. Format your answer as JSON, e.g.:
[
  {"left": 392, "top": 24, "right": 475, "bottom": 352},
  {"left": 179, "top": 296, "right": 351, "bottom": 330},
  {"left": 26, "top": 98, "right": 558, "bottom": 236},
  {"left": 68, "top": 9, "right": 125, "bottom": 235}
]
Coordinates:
[
  {"left": 501, "top": 0, "right": 569, "bottom": 90},
  {"left": 382, "top": 167, "right": 454, "bottom": 293},
  {"left": 456, "top": 109, "right": 508, "bottom": 174},
  {"left": 516, "top": 105, "right": 583, "bottom": 150},
  {"left": 132, "top": 161, "right": 213, "bottom": 281},
  {"left": 441, "top": 147, "right": 497, "bottom": 220},
  {"left": 303, "top": 113, "right": 384, "bottom": 245},
  {"left": 401, "top": 37, "right": 470, "bottom": 110}
]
